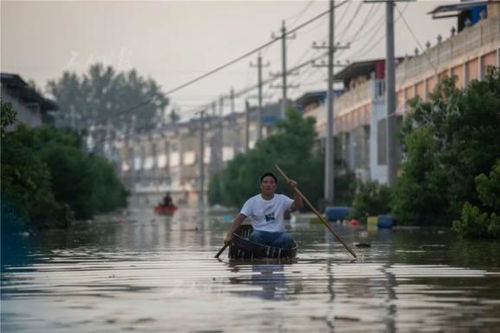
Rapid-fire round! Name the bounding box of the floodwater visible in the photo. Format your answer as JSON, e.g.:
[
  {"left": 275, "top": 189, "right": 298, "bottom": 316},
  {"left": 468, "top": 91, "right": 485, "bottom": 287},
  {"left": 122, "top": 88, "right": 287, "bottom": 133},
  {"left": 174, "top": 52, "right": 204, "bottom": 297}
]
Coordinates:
[{"left": 2, "top": 206, "right": 500, "bottom": 333}]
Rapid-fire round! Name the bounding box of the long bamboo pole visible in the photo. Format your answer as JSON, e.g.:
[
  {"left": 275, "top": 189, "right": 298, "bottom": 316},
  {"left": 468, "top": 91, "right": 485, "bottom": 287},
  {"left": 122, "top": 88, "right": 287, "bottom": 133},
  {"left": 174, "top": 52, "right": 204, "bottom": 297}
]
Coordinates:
[{"left": 275, "top": 164, "right": 357, "bottom": 259}]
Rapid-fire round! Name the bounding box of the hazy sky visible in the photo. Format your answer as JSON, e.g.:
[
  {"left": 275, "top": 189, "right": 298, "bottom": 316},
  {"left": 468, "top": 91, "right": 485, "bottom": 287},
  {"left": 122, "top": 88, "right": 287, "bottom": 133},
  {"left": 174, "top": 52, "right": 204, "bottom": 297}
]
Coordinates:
[{"left": 1, "top": 0, "right": 459, "bottom": 118}]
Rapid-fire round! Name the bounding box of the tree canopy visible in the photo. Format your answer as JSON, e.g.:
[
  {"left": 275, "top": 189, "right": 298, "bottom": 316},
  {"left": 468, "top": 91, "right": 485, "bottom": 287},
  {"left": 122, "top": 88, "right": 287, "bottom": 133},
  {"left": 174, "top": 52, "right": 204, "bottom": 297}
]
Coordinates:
[
  {"left": 47, "top": 63, "right": 169, "bottom": 134},
  {"left": 1, "top": 100, "right": 128, "bottom": 232},
  {"left": 391, "top": 67, "right": 500, "bottom": 236},
  {"left": 208, "top": 108, "right": 355, "bottom": 210}
]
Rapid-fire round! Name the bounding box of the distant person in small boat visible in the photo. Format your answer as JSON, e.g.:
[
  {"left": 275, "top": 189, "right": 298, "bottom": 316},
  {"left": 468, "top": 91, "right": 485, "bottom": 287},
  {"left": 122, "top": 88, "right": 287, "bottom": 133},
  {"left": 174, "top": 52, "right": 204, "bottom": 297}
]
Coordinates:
[
  {"left": 162, "top": 192, "right": 173, "bottom": 207},
  {"left": 223, "top": 172, "right": 303, "bottom": 249}
]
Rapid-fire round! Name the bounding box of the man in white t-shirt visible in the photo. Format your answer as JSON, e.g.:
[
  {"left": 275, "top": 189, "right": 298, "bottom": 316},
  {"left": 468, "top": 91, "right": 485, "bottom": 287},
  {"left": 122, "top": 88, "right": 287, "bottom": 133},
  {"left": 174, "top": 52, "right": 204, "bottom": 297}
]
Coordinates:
[{"left": 223, "top": 172, "right": 303, "bottom": 249}]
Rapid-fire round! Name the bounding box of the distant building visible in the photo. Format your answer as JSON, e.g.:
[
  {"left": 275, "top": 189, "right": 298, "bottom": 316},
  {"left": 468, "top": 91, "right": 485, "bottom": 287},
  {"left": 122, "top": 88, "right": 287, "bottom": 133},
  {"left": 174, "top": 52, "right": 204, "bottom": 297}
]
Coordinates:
[
  {"left": 0, "top": 73, "right": 58, "bottom": 128},
  {"left": 108, "top": 101, "right": 283, "bottom": 206}
]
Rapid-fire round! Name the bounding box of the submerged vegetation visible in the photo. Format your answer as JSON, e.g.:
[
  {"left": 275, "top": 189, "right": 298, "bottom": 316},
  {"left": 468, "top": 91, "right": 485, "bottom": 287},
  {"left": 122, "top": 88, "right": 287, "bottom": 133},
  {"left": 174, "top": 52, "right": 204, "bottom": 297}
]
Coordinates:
[{"left": 1, "top": 100, "right": 128, "bottom": 232}]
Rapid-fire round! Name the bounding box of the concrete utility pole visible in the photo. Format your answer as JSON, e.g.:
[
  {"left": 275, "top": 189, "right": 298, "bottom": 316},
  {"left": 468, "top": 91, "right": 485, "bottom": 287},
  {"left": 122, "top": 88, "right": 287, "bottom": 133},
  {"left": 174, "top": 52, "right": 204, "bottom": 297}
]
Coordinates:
[
  {"left": 245, "top": 99, "right": 250, "bottom": 153},
  {"left": 218, "top": 95, "right": 224, "bottom": 171},
  {"left": 230, "top": 88, "right": 235, "bottom": 114},
  {"left": 312, "top": 0, "right": 348, "bottom": 206},
  {"left": 250, "top": 54, "right": 270, "bottom": 141},
  {"left": 365, "top": 0, "right": 408, "bottom": 185},
  {"left": 197, "top": 110, "right": 206, "bottom": 208},
  {"left": 209, "top": 102, "right": 218, "bottom": 175},
  {"left": 270, "top": 21, "right": 296, "bottom": 117},
  {"left": 385, "top": 0, "right": 397, "bottom": 186},
  {"left": 281, "top": 20, "right": 288, "bottom": 117},
  {"left": 325, "top": 0, "right": 336, "bottom": 206}
]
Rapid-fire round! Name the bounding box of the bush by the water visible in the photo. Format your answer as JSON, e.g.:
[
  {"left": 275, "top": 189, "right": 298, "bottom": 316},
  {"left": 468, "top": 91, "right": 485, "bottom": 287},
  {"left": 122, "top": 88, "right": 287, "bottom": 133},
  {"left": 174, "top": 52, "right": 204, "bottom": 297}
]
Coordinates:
[
  {"left": 1, "top": 100, "right": 128, "bottom": 231},
  {"left": 390, "top": 67, "right": 500, "bottom": 237},
  {"left": 351, "top": 181, "right": 391, "bottom": 222},
  {"left": 453, "top": 161, "right": 500, "bottom": 239}
]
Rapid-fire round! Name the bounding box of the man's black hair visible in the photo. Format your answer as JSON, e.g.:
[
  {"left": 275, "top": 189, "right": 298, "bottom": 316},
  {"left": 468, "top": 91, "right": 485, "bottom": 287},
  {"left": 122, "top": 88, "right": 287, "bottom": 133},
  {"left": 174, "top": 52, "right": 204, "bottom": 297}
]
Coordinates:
[{"left": 260, "top": 172, "right": 278, "bottom": 183}]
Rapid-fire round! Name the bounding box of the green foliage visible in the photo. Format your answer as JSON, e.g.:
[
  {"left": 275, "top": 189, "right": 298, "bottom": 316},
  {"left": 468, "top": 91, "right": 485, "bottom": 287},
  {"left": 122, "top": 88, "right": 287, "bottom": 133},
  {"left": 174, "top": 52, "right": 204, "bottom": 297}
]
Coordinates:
[
  {"left": 453, "top": 161, "right": 500, "bottom": 239},
  {"left": 391, "top": 67, "right": 500, "bottom": 228},
  {"left": 47, "top": 63, "right": 169, "bottom": 132},
  {"left": 1, "top": 99, "right": 16, "bottom": 134},
  {"left": 208, "top": 108, "right": 353, "bottom": 210},
  {"left": 453, "top": 203, "right": 500, "bottom": 239},
  {"left": 475, "top": 160, "right": 500, "bottom": 210},
  {"left": 1, "top": 104, "right": 128, "bottom": 231},
  {"left": 1, "top": 123, "right": 73, "bottom": 230},
  {"left": 351, "top": 181, "right": 391, "bottom": 222},
  {"left": 34, "top": 127, "right": 128, "bottom": 220}
]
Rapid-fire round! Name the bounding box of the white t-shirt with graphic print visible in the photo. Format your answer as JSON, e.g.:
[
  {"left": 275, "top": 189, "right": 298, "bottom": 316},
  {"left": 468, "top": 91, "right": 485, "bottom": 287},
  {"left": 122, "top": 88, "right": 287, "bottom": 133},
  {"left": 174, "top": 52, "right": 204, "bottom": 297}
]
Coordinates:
[{"left": 240, "top": 193, "right": 294, "bottom": 232}]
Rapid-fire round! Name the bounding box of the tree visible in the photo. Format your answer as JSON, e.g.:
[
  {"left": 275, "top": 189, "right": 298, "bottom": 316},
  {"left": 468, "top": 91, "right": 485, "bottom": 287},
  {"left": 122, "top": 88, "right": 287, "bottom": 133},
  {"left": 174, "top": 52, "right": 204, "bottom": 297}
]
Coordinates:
[
  {"left": 1, "top": 100, "right": 128, "bottom": 230},
  {"left": 453, "top": 161, "right": 500, "bottom": 239},
  {"left": 208, "top": 108, "right": 353, "bottom": 210},
  {"left": 47, "top": 63, "right": 169, "bottom": 133},
  {"left": 1, "top": 100, "right": 72, "bottom": 230},
  {"left": 351, "top": 181, "right": 391, "bottom": 222},
  {"left": 391, "top": 67, "right": 500, "bottom": 227}
]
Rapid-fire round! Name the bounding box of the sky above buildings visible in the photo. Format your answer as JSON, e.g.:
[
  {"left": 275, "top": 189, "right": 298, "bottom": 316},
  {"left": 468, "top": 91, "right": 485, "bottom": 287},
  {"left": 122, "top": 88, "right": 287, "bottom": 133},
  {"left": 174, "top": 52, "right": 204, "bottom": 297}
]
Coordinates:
[{"left": 1, "top": 0, "right": 459, "bottom": 119}]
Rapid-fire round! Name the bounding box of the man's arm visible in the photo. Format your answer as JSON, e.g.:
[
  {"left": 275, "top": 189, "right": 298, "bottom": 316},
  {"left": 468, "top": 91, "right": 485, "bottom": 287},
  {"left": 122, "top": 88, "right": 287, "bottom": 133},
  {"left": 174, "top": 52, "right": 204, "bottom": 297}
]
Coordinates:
[
  {"left": 287, "top": 179, "right": 303, "bottom": 211},
  {"left": 224, "top": 213, "right": 247, "bottom": 244}
]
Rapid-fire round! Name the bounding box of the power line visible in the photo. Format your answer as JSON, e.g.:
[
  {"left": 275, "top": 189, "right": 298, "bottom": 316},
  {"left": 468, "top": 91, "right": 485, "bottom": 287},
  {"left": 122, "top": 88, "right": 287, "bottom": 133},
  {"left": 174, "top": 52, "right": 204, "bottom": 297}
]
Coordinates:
[
  {"left": 288, "top": 0, "right": 316, "bottom": 29},
  {"left": 164, "top": 0, "right": 349, "bottom": 97},
  {"left": 353, "top": 2, "right": 409, "bottom": 60},
  {"left": 337, "top": 0, "right": 363, "bottom": 40},
  {"left": 344, "top": 2, "right": 378, "bottom": 42},
  {"left": 395, "top": 3, "right": 438, "bottom": 74},
  {"left": 80, "top": 1, "right": 351, "bottom": 134}
]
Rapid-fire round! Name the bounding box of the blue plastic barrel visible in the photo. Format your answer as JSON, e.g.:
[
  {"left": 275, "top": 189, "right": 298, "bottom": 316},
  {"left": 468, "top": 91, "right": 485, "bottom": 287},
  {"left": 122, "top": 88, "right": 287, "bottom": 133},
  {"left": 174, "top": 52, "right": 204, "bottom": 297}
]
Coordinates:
[
  {"left": 325, "top": 206, "right": 352, "bottom": 221},
  {"left": 377, "top": 215, "right": 395, "bottom": 228}
]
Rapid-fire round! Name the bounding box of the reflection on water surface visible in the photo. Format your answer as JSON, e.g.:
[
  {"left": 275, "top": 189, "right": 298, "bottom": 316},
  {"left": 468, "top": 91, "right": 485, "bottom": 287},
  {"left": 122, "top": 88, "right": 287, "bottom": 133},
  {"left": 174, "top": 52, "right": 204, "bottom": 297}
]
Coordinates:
[{"left": 2, "top": 207, "right": 500, "bottom": 332}]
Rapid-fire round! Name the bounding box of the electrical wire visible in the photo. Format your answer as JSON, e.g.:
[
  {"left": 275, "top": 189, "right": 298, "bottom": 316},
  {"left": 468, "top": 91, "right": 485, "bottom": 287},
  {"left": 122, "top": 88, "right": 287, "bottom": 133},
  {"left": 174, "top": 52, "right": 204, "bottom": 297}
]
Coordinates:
[
  {"left": 396, "top": 3, "right": 438, "bottom": 74},
  {"left": 164, "top": 0, "right": 349, "bottom": 97},
  {"left": 353, "top": 2, "right": 409, "bottom": 60},
  {"left": 100, "top": 1, "right": 350, "bottom": 125}
]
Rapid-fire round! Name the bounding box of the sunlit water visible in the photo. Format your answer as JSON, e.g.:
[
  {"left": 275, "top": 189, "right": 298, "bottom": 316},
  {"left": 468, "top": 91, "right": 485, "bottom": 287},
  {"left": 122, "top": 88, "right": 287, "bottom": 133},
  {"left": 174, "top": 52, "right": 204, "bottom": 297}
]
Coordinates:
[{"left": 2, "top": 206, "right": 500, "bottom": 332}]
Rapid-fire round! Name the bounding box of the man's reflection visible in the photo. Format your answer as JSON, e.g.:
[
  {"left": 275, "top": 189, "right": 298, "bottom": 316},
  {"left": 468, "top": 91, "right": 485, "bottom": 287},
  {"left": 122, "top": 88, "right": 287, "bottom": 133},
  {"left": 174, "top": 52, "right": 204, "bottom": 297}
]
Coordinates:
[{"left": 229, "top": 263, "right": 287, "bottom": 300}]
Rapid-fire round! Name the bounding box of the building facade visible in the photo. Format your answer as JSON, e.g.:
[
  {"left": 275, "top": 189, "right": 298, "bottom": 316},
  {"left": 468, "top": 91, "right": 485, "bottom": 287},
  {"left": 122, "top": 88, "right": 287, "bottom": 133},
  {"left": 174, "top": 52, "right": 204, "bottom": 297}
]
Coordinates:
[
  {"left": 302, "top": 7, "right": 500, "bottom": 185},
  {"left": 1, "top": 73, "right": 58, "bottom": 128}
]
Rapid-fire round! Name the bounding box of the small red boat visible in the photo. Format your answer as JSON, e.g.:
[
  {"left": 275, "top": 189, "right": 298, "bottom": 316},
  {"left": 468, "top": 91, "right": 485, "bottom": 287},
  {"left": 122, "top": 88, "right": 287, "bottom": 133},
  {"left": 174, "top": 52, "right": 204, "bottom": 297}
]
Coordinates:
[{"left": 154, "top": 205, "right": 177, "bottom": 215}]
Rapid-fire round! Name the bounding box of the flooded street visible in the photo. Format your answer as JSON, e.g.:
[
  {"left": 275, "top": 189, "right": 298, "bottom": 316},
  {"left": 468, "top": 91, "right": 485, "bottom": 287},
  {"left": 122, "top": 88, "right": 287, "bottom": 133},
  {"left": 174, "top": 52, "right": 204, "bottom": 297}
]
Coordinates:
[{"left": 2, "top": 207, "right": 500, "bottom": 332}]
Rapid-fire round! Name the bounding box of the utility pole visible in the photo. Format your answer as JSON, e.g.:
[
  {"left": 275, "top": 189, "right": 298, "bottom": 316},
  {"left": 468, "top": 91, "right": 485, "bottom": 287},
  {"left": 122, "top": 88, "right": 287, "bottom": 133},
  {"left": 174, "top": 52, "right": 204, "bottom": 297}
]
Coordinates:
[
  {"left": 364, "top": 0, "right": 410, "bottom": 185},
  {"left": 218, "top": 95, "right": 224, "bottom": 171},
  {"left": 312, "top": 0, "right": 349, "bottom": 206},
  {"left": 209, "top": 101, "right": 218, "bottom": 175},
  {"left": 250, "top": 54, "right": 270, "bottom": 141},
  {"left": 271, "top": 21, "right": 296, "bottom": 117},
  {"left": 281, "top": 21, "right": 288, "bottom": 116},
  {"left": 326, "top": 0, "right": 335, "bottom": 205},
  {"left": 245, "top": 99, "right": 250, "bottom": 153},
  {"left": 197, "top": 110, "right": 206, "bottom": 208},
  {"left": 386, "top": 0, "right": 397, "bottom": 186},
  {"left": 230, "top": 88, "right": 235, "bottom": 114}
]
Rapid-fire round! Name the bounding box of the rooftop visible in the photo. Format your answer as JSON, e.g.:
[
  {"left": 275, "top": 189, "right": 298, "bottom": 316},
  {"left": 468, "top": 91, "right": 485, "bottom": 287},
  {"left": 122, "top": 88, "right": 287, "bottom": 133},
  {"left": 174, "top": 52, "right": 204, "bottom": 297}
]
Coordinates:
[{"left": 1, "top": 72, "right": 58, "bottom": 112}]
